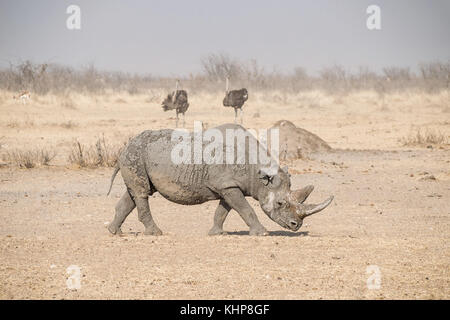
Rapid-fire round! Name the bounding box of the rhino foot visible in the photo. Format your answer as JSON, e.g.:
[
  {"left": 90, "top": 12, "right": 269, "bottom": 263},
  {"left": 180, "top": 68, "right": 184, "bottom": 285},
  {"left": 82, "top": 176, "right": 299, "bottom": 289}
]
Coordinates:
[
  {"left": 249, "top": 225, "right": 268, "bottom": 236},
  {"left": 144, "top": 226, "right": 163, "bottom": 236},
  {"left": 107, "top": 224, "right": 123, "bottom": 235},
  {"left": 208, "top": 227, "right": 228, "bottom": 236}
]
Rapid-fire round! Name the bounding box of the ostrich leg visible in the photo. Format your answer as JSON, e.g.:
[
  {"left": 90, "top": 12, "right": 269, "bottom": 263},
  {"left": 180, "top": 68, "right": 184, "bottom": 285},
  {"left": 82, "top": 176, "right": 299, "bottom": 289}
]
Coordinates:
[
  {"left": 182, "top": 112, "right": 185, "bottom": 128},
  {"left": 240, "top": 108, "right": 243, "bottom": 125},
  {"left": 234, "top": 108, "right": 237, "bottom": 124},
  {"left": 176, "top": 111, "right": 179, "bottom": 128}
]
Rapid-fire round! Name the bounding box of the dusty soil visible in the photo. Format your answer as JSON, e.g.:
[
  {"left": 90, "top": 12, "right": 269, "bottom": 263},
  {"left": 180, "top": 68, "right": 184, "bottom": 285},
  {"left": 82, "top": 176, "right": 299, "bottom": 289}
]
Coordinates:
[{"left": 0, "top": 90, "right": 449, "bottom": 299}]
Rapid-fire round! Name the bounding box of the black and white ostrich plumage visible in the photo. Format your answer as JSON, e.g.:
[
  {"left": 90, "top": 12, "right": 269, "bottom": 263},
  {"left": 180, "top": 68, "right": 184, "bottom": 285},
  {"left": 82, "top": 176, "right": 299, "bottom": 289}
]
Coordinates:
[
  {"left": 161, "top": 90, "right": 189, "bottom": 127},
  {"left": 223, "top": 88, "right": 248, "bottom": 109},
  {"left": 223, "top": 88, "right": 248, "bottom": 124}
]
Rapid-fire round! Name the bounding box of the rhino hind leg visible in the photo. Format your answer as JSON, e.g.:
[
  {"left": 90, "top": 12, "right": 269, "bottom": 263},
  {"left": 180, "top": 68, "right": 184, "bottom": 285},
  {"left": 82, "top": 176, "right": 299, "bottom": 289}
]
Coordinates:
[
  {"left": 119, "top": 165, "right": 160, "bottom": 235},
  {"left": 134, "top": 196, "right": 163, "bottom": 236},
  {"left": 221, "top": 188, "right": 268, "bottom": 236},
  {"left": 108, "top": 191, "right": 136, "bottom": 235},
  {"left": 208, "top": 199, "right": 231, "bottom": 236}
]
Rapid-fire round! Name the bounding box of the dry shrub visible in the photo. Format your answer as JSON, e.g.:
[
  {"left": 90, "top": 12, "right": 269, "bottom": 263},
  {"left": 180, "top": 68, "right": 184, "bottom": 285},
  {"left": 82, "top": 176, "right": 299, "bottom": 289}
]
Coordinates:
[
  {"left": 1, "top": 59, "right": 449, "bottom": 95},
  {"left": 68, "top": 136, "right": 126, "bottom": 168},
  {"left": 44, "top": 121, "right": 78, "bottom": 128},
  {"left": 3, "top": 148, "right": 56, "bottom": 168},
  {"left": 61, "top": 95, "right": 76, "bottom": 109},
  {"left": 5, "top": 118, "right": 35, "bottom": 128},
  {"left": 144, "top": 90, "right": 162, "bottom": 103},
  {"left": 400, "top": 128, "right": 448, "bottom": 146},
  {"left": 6, "top": 120, "right": 20, "bottom": 128},
  {"left": 59, "top": 121, "right": 78, "bottom": 129},
  {"left": 115, "top": 98, "right": 127, "bottom": 104}
]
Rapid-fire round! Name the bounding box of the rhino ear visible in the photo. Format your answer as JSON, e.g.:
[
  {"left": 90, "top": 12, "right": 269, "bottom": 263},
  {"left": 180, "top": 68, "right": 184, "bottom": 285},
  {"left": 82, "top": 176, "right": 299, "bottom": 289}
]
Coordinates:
[
  {"left": 280, "top": 166, "right": 291, "bottom": 178},
  {"left": 258, "top": 168, "right": 273, "bottom": 186}
]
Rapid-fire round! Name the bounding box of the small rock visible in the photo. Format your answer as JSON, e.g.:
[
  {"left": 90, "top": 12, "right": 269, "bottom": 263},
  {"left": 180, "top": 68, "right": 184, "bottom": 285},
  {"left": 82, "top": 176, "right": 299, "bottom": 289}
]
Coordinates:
[
  {"left": 419, "top": 174, "right": 436, "bottom": 181},
  {"left": 427, "top": 193, "right": 442, "bottom": 198}
]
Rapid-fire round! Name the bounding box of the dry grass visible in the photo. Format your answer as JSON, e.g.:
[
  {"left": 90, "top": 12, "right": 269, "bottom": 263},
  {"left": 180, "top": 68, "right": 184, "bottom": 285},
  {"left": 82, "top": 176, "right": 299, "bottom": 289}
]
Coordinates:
[
  {"left": 60, "top": 95, "right": 77, "bottom": 109},
  {"left": 3, "top": 148, "right": 56, "bottom": 168},
  {"left": 68, "top": 136, "right": 126, "bottom": 168},
  {"left": 400, "top": 128, "right": 449, "bottom": 146},
  {"left": 58, "top": 121, "right": 78, "bottom": 129},
  {"left": 1, "top": 60, "right": 449, "bottom": 96},
  {"left": 0, "top": 88, "right": 449, "bottom": 167},
  {"left": 4, "top": 118, "right": 35, "bottom": 128}
]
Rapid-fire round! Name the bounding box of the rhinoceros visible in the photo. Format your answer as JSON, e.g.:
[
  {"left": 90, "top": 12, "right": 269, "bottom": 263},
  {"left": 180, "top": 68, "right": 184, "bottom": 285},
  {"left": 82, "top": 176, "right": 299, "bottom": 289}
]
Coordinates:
[{"left": 107, "top": 123, "right": 333, "bottom": 236}]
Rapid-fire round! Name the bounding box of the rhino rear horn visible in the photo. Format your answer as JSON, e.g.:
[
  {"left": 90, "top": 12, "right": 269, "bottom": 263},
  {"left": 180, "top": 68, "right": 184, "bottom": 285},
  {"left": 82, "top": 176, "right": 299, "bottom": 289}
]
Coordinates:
[{"left": 290, "top": 185, "right": 314, "bottom": 204}]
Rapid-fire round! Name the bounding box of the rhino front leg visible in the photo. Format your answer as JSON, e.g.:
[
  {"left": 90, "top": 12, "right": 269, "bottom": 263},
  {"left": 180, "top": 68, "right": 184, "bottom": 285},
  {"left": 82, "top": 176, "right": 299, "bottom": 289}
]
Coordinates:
[
  {"left": 208, "top": 199, "right": 231, "bottom": 236},
  {"left": 135, "top": 196, "right": 163, "bottom": 236},
  {"left": 108, "top": 191, "right": 136, "bottom": 235},
  {"left": 221, "top": 188, "right": 268, "bottom": 236}
]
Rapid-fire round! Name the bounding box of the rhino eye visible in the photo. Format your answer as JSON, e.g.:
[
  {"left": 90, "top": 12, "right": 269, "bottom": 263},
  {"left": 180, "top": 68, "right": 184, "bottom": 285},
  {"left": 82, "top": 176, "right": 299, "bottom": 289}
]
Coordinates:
[{"left": 276, "top": 201, "right": 285, "bottom": 208}]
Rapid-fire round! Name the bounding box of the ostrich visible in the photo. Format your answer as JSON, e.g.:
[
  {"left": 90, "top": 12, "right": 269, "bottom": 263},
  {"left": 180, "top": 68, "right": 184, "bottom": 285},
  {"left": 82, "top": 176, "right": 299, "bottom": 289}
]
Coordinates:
[
  {"left": 222, "top": 77, "right": 248, "bottom": 124},
  {"left": 161, "top": 81, "right": 189, "bottom": 128}
]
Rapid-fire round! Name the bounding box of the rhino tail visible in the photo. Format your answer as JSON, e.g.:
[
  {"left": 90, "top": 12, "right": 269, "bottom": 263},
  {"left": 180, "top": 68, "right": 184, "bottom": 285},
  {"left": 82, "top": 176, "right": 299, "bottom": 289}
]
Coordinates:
[{"left": 107, "top": 165, "right": 120, "bottom": 196}]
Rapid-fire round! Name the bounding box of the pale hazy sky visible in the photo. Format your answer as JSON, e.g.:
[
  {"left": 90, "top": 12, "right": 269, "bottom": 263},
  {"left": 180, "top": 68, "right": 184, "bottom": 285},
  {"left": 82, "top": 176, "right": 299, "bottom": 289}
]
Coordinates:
[{"left": 0, "top": 0, "right": 449, "bottom": 76}]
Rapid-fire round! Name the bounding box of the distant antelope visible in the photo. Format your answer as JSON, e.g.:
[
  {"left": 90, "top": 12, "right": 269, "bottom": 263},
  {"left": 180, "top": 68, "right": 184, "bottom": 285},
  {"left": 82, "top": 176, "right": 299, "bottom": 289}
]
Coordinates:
[
  {"left": 161, "top": 80, "right": 189, "bottom": 128},
  {"left": 13, "top": 91, "right": 31, "bottom": 105},
  {"left": 223, "top": 77, "right": 248, "bottom": 124}
]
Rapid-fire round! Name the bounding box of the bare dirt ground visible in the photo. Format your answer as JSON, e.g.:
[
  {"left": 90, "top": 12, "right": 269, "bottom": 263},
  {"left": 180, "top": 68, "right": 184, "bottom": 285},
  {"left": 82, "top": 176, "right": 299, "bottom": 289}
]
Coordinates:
[{"left": 0, "top": 90, "right": 449, "bottom": 299}]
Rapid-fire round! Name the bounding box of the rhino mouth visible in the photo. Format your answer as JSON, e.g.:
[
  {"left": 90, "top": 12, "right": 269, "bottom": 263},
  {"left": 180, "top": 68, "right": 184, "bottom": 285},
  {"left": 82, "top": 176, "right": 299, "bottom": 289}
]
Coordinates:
[
  {"left": 288, "top": 222, "right": 302, "bottom": 232},
  {"left": 280, "top": 188, "right": 334, "bottom": 231},
  {"left": 267, "top": 213, "right": 301, "bottom": 232}
]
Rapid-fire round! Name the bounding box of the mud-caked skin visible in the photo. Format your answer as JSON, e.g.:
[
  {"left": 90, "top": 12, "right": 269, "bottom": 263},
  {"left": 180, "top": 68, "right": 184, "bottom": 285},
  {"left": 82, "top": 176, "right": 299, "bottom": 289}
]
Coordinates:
[{"left": 107, "top": 124, "right": 333, "bottom": 236}]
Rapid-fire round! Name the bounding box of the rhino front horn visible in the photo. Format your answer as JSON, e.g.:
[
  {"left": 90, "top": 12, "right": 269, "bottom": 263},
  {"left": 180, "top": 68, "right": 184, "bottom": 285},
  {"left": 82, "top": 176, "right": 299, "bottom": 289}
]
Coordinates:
[{"left": 302, "top": 196, "right": 334, "bottom": 217}]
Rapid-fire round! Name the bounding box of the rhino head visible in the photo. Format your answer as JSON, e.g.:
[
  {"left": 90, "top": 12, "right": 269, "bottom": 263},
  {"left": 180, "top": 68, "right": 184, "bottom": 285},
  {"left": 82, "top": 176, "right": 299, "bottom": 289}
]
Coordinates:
[{"left": 257, "top": 166, "right": 334, "bottom": 231}]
